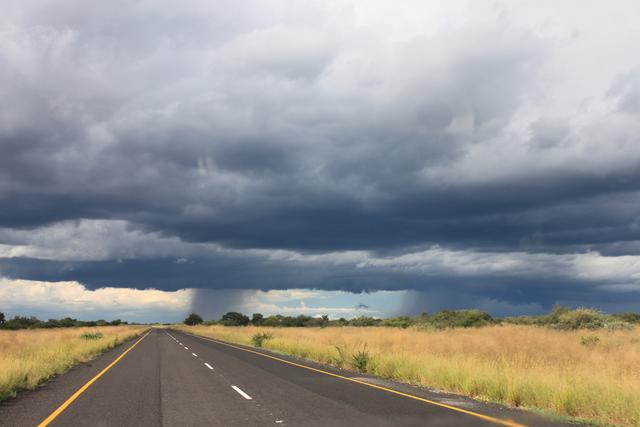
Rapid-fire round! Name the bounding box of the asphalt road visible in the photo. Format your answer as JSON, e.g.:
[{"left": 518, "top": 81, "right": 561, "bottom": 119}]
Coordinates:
[{"left": 0, "top": 328, "right": 568, "bottom": 427}]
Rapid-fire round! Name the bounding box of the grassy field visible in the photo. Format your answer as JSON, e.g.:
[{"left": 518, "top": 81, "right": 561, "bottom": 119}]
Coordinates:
[
  {"left": 0, "top": 325, "right": 147, "bottom": 400},
  {"left": 177, "top": 324, "right": 640, "bottom": 426}
]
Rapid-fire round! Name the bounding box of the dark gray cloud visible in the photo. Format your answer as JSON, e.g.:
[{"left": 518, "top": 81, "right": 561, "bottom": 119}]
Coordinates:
[
  {"left": 2, "top": 244, "right": 639, "bottom": 314},
  {"left": 2, "top": 1, "right": 640, "bottom": 315}
]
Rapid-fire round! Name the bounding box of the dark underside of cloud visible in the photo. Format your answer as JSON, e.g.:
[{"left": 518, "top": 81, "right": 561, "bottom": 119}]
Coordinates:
[
  {"left": 1, "top": 1, "right": 640, "bottom": 315},
  {"left": 2, "top": 255, "right": 639, "bottom": 315}
]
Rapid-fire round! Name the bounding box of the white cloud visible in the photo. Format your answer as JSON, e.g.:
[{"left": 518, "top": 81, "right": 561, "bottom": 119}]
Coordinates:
[
  {"left": 356, "top": 246, "right": 640, "bottom": 285},
  {"left": 0, "top": 278, "right": 193, "bottom": 322},
  {"left": 240, "top": 289, "right": 397, "bottom": 319}
]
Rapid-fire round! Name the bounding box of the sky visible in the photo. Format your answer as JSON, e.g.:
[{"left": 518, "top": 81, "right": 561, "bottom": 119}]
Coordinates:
[{"left": 1, "top": 1, "right": 640, "bottom": 322}]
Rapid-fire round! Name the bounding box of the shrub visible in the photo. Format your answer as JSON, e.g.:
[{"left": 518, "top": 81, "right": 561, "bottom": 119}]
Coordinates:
[
  {"left": 502, "top": 305, "right": 636, "bottom": 330},
  {"left": 349, "top": 316, "right": 381, "bottom": 327},
  {"left": 332, "top": 345, "right": 348, "bottom": 368},
  {"left": 429, "top": 310, "right": 494, "bottom": 329},
  {"left": 580, "top": 335, "right": 600, "bottom": 346},
  {"left": 549, "top": 304, "right": 571, "bottom": 323},
  {"left": 335, "top": 318, "right": 349, "bottom": 326},
  {"left": 80, "top": 332, "right": 103, "bottom": 340},
  {"left": 251, "top": 332, "right": 273, "bottom": 347},
  {"left": 381, "top": 316, "right": 415, "bottom": 328},
  {"left": 552, "top": 308, "right": 605, "bottom": 330},
  {"left": 613, "top": 312, "right": 640, "bottom": 324},
  {"left": 303, "top": 316, "right": 330, "bottom": 327},
  {"left": 605, "top": 321, "right": 633, "bottom": 331},
  {"left": 351, "top": 344, "right": 369, "bottom": 373}
]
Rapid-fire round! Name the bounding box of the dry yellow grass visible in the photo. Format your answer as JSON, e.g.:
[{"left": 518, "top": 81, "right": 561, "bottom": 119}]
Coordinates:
[
  {"left": 177, "top": 324, "right": 640, "bottom": 426},
  {"left": 0, "top": 326, "right": 147, "bottom": 400}
]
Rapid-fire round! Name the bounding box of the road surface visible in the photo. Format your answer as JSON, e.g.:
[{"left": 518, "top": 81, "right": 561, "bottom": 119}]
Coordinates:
[{"left": 0, "top": 328, "right": 566, "bottom": 426}]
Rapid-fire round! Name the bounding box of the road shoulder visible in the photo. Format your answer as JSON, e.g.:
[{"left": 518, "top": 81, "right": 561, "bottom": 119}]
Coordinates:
[
  {"left": 178, "top": 329, "right": 572, "bottom": 427},
  {"left": 0, "top": 330, "right": 150, "bottom": 427}
]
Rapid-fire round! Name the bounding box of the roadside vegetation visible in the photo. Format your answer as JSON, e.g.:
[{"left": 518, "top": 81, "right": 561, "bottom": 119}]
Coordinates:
[
  {"left": 0, "top": 325, "right": 146, "bottom": 400},
  {"left": 184, "top": 305, "right": 640, "bottom": 331},
  {"left": 0, "top": 312, "right": 128, "bottom": 330},
  {"left": 178, "top": 306, "right": 640, "bottom": 426}
]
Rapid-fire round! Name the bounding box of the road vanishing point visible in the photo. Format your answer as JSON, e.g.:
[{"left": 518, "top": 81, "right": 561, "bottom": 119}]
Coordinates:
[{"left": 0, "top": 329, "right": 568, "bottom": 427}]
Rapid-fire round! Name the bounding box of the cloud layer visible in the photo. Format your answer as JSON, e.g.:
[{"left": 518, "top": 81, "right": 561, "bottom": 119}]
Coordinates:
[
  {"left": 0, "top": 278, "right": 192, "bottom": 322},
  {"left": 1, "top": 1, "right": 640, "bottom": 316}
]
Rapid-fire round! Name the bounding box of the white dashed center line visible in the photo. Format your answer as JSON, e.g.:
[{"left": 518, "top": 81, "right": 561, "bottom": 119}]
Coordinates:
[
  {"left": 231, "top": 385, "right": 252, "bottom": 400},
  {"left": 192, "top": 352, "right": 198, "bottom": 357},
  {"left": 204, "top": 363, "right": 214, "bottom": 370}
]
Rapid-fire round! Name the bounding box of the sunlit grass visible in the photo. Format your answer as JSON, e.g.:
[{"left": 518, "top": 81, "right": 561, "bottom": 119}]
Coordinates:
[
  {"left": 178, "top": 324, "right": 640, "bottom": 426},
  {"left": 0, "top": 326, "right": 147, "bottom": 400}
]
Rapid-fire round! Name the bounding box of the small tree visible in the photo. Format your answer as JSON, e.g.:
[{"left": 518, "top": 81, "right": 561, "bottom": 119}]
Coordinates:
[
  {"left": 0, "top": 312, "right": 5, "bottom": 324},
  {"left": 59, "top": 317, "right": 77, "bottom": 327},
  {"left": 251, "top": 313, "right": 264, "bottom": 325},
  {"left": 221, "top": 312, "right": 250, "bottom": 326},
  {"left": 184, "top": 313, "right": 204, "bottom": 326}
]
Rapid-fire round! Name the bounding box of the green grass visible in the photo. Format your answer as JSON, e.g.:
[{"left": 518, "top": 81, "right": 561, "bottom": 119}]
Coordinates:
[{"left": 80, "top": 332, "right": 104, "bottom": 340}]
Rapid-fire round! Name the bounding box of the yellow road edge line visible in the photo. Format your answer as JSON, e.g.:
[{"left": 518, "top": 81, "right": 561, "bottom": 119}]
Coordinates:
[
  {"left": 182, "top": 330, "right": 526, "bottom": 427},
  {"left": 37, "top": 330, "right": 152, "bottom": 427}
]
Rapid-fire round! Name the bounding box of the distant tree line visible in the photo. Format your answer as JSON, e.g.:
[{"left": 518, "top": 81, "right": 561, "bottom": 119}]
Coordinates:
[
  {"left": 0, "top": 313, "right": 127, "bottom": 330},
  {"left": 502, "top": 305, "right": 640, "bottom": 330},
  {"left": 183, "top": 306, "right": 640, "bottom": 330},
  {"left": 183, "top": 310, "right": 495, "bottom": 328}
]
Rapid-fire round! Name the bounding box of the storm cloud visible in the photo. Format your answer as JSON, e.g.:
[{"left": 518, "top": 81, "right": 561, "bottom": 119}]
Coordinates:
[{"left": 2, "top": 1, "right": 640, "bottom": 316}]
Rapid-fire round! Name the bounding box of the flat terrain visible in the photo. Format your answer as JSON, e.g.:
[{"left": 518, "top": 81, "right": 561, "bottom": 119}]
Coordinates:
[
  {"left": 0, "top": 326, "right": 146, "bottom": 400},
  {"left": 0, "top": 328, "right": 565, "bottom": 427},
  {"left": 179, "top": 324, "right": 640, "bottom": 426}
]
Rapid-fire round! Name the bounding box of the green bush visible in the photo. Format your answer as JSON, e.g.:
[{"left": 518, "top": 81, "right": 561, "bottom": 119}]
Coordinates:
[
  {"left": 351, "top": 345, "right": 369, "bottom": 373},
  {"left": 381, "top": 316, "right": 415, "bottom": 328},
  {"left": 349, "top": 316, "right": 382, "bottom": 327},
  {"left": 552, "top": 308, "right": 605, "bottom": 330},
  {"left": 605, "top": 321, "right": 633, "bottom": 331},
  {"left": 502, "top": 305, "right": 636, "bottom": 330},
  {"left": 251, "top": 332, "right": 273, "bottom": 347},
  {"left": 580, "top": 335, "right": 600, "bottom": 346},
  {"left": 332, "top": 346, "right": 348, "bottom": 369},
  {"left": 613, "top": 312, "right": 640, "bottom": 324},
  {"left": 80, "top": 332, "right": 103, "bottom": 340},
  {"left": 428, "top": 310, "right": 494, "bottom": 329}
]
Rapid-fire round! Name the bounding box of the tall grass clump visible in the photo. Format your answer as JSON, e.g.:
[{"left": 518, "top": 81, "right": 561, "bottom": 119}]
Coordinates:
[
  {"left": 178, "top": 324, "right": 640, "bottom": 426},
  {"left": 351, "top": 344, "right": 370, "bottom": 373},
  {"left": 251, "top": 332, "right": 273, "bottom": 347},
  {"left": 0, "top": 326, "right": 146, "bottom": 400},
  {"left": 80, "top": 332, "right": 104, "bottom": 340}
]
